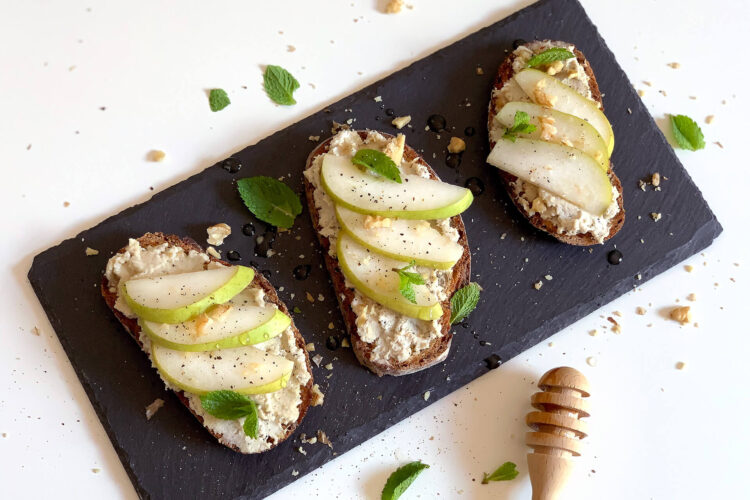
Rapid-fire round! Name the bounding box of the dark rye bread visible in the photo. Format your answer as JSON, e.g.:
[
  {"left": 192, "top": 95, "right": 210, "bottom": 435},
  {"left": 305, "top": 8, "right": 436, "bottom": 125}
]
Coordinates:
[
  {"left": 303, "top": 131, "right": 471, "bottom": 376},
  {"left": 100, "top": 232, "right": 314, "bottom": 453},
  {"left": 488, "top": 41, "right": 625, "bottom": 246}
]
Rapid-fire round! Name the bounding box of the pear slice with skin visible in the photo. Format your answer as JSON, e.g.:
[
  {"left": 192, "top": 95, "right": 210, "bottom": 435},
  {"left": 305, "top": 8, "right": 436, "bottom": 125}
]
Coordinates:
[
  {"left": 496, "top": 101, "right": 609, "bottom": 171},
  {"left": 152, "top": 343, "right": 294, "bottom": 395},
  {"left": 335, "top": 205, "right": 463, "bottom": 270},
  {"left": 487, "top": 137, "right": 613, "bottom": 216},
  {"left": 337, "top": 232, "right": 443, "bottom": 321},
  {"left": 321, "top": 154, "right": 473, "bottom": 220},
  {"left": 514, "top": 68, "right": 614, "bottom": 155},
  {"left": 140, "top": 295, "right": 291, "bottom": 352},
  {"left": 123, "top": 266, "right": 255, "bottom": 324}
]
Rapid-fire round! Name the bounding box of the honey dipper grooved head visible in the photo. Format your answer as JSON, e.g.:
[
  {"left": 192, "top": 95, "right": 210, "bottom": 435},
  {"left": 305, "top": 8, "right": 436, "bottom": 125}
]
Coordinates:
[{"left": 538, "top": 366, "right": 591, "bottom": 397}]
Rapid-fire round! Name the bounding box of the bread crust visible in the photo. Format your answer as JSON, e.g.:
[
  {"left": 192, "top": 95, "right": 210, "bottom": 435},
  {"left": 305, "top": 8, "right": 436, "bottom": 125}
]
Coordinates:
[
  {"left": 100, "top": 232, "right": 313, "bottom": 453},
  {"left": 487, "top": 42, "right": 625, "bottom": 245},
  {"left": 303, "top": 131, "right": 471, "bottom": 376}
]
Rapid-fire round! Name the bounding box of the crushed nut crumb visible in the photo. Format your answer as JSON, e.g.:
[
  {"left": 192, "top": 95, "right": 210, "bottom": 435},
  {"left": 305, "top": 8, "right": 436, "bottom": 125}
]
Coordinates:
[
  {"left": 650, "top": 212, "right": 662, "bottom": 222},
  {"left": 312, "top": 354, "right": 323, "bottom": 367},
  {"left": 145, "top": 398, "right": 165, "bottom": 420},
  {"left": 311, "top": 384, "right": 325, "bottom": 406},
  {"left": 308, "top": 135, "right": 320, "bottom": 142},
  {"left": 589, "top": 329, "right": 598, "bottom": 336},
  {"left": 684, "top": 265, "right": 694, "bottom": 272},
  {"left": 305, "top": 343, "right": 315, "bottom": 352},
  {"left": 637, "top": 89, "right": 646, "bottom": 97},
  {"left": 306, "top": 292, "right": 315, "bottom": 303},
  {"left": 391, "top": 115, "right": 411, "bottom": 129},
  {"left": 475, "top": 66, "right": 484, "bottom": 75},
  {"left": 85, "top": 247, "right": 99, "bottom": 256},
  {"left": 385, "top": 0, "right": 404, "bottom": 14},
  {"left": 675, "top": 361, "right": 686, "bottom": 370},
  {"left": 317, "top": 430, "right": 332, "bottom": 448},
  {"left": 651, "top": 172, "right": 660, "bottom": 187},
  {"left": 447, "top": 137, "right": 466, "bottom": 154},
  {"left": 636, "top": 306, "right": 647, "bottom": 315},
  {"left": 705, "top": 115, "right": 714, "bottom": 124},
  {"left": 206, "top": 246, "right": 221, "bottom": 259},
  {"left": 207, "top": 223, "right": 231, "bottom": 246},
  {"left": 687, "top": 293, "right": 697, "bottom": 302},
  {"left": 669, "top": 306, "right": 692, "bottom": 325},
  {"left": 149, "top": 150, "right": 166, "bottom": 162},
  {"left": 533, "top": 281, "right": 543, "bottom": 290}
]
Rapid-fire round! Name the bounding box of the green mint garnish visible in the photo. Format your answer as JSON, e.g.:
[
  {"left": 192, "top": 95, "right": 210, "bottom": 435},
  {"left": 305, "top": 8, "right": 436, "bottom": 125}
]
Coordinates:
[
  {"left": 503, "top": 111, "right": 537, "bottom": 142},
  {"left": 670, "top": 114, "right": 705, "bottom": 151},
  {"left": 237, "top": 176, "right": 302, "bottom": 229},
  {"left": 351, "top": 149, "right": 403, "bottom": 183},
  {"left": 394, "top": 260, "right": 425, "bottom": 304},
  {"left": 527, "top": 48, "right": 575, "bottom": 68},
  {"left": 208, "top": 89, "right": 231, "bottom": 112},
  {"left": 263, "top": 65, "right": 300, "bottom": 105},
  {"left": 482, "top": 461, "right": 519, "bottom": 484},
  {"left": 382, "top": 461, "right": 430, "bottom": 500},
  {"left": 450, "top": 282, "right": 480, "bottom": 325},
  {"left": 200, "top": 390, "right": 259, "bottom": 438}
]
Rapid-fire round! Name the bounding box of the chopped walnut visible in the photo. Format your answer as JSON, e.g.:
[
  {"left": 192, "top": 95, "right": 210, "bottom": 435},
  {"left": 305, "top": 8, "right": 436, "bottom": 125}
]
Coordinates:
[
  {"left": 651, "top": 172, "right": 660, "bottom": 187},
  {"left": 149, "top": 150, "right": 166, "bottom": 162},
  {"left": 207, "top": 223, "right": 231, "bottom": 246},
  {"left": 637, "top": 89, "right": 646, "bottom": 97},
  {"left": 447, "top": 137, "right": 466, "bottom": 154},
  {"left": 145, "top": 398, "right": 165, "bottom": 420},
  {"left": 650, "top": 212, "right": 662, "bottom": 222},
  {"left": 363, "top": 215, "right": 392, "bottom": 229},
  {"left": 684, "top": 265, "right": 694, "bottom": 272},
  {"left": 546, "top": 60, "right": 565, "bottom": 75},
  {"left": 85, "top": 247, "right": 99, "bottom": 256},
  {"left": 687, "top": 293, "right": 697, "bottom": 302},
  {"left": 391, "top": 115, "right": 411, "bottom": 129},
  {"left": 308, "top": 135, "right": 320, "bottom": 142},
  {"left": 531, "top": 197, "right": 547, "bottom": 214},
  {"left": 206, "top": 246, "right": 221, "bottom": 259},
  {"left": 667, "top": 62, "right": 681, "bottom": 69},
  {"left": 384, "top": 133, "right": 405, "bottom": 163},
  {"left": 669, "top": 306, "right": 692, "bottom": 325},
  {"left": 533, "top": 281, "right": 543, "bottom": 290},
  {"left": 705, "top": 115, "right": 715, "bottom": 124},
  {"left": 385, "top": 0, "right": 404, "bottom": 13},
  {"left": 317, "top": 430, "right": 333, "bottom": 448},
  {"left": 539, "top": 115, "right": 557, "bottom": 141},
  {"left": 636, "top": 306, "right": 647, "bottom": 315},
  {"left": 194, "top": 314, "right": 211, "bottom": 337},
  {"left": 311, "top": 384, "right": 325, "bottom": 406},
  {"left": 206, "top": 303, "right": 232, "bottom": 321},
  {"left": 533, "top": 79, "right": 558, "bottom": 107}
]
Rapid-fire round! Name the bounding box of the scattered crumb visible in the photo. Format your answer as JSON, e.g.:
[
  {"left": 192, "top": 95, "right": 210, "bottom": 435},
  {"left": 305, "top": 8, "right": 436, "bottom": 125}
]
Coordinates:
[
  {"left": 340, "top": 337, "right": 350, "bottom": 348},
  {"left": 306, "top": 292, "right": 315, "bottom": 303},
  {"left": 548, "top": 342, "right": 554, "bottom": 347},
  {"left": 687, "top": 293, "right": 697, "bottom": 302},
  {"left": 639, "top": 180, "right": 647, "bottom": 191},
  {"left": 287, "top": 45, "right": 296, "bottom": 52},
  {"left": 642, "top": 80, "right": 652, "bottom": 87},
  {"left": 85, "top": 247, "right": 99, "bottom": 256},
  {"left": 327, "top": 322, "right": 334, "bottom": 330},
  {"left": 586, "top": 356, "right": 598, "bottom": 367},
  {"left": 714, "top": 141, "right": 724, "bottom": 149},
  {"left": 423, "top": 391, "right": 431, "bottom": 401},
  {"left": 297, "top": 446, "right": 307, "bottom": 455},
  {"left": 447, "top": 137, "right": 466, "bottom": 154},
  {"left": 91, "top": 468, "right": 101, "bottom": 474},
  {"left": 705, "top": 115, "right": 714, "bottom": 125},
  {"left": 305, "top": 343, "right": 315, "bottom": 352},
  {"left": 651, "top": 172, "right": 660, "bottom": 187},
  {"left": 317, "top": 293, "right": 325, "bottom": 302},
  {"left": 31, "top": 326, "right": 41, "bottom": 336},
  {"left": 476, "top": 66, "right": 484, "bottom": 75},
  {"left": 589, "top": 329, "right": 598, "bottom": 337},
  {"left": 650, "top": 212, "right": 662, "bottom": 222},
  {"left": 311, "top": 384, "right": 325, "bottom": 406},
  {"left": 636, "top": 306, "right": 647, "bottom": 315},
  {"left": 385, "top": 0, "right": 404, "bottom": 14},
  {"left": 324, "top": 363, "right": 333, "bottom": 371},
  {"left": 689, "top": 95, "right": 697, "bottom": 100},
  {"left": 613, "top": 310, "right": 622, "bottom": 317},
  {"left": 533, "top": 281, "right": 543, "bottom": 290},
  {"left": 391, "top": 115, "right": 411, "bottom": 129},
  {"left": 206, "top": 246, "right": 221, "bottom": 259},
  {"left": 207, "top": 223, "right": 231, "bottom": 246},
  {"left": 637, "top": 89, "right": 646, "bottom": 97},
  {"left": 659, "top": 90, "right": 667, "bottom": 97},
  {"left": 308, "top": 135, "right": 320, "bottom": 142},
  {"left": 331, "top": 121, "right": 350, "bottom": 134},
  {"left": 667, "top": 62, "right": 681, "bottom": 69},
  {"left": 145, "top": 398, "right": 165, "bottom": 420},
  {"left": 63, "top": 201, "right": 70, "bottom": 207},
  {"left": 149, "top": 150, "right": 166, "bottom": 162},
  {"left": 317, "top": 430, "right": 332, "bottom": 448},
  {"left": 544, "top": 274, "right": 553, "bottom": 281},
  {"left": 684, "top": 265, "right": 694, "bottom": 273},
  {"left": 312, "top": 354, "right": 323, "bottom": 367},
  {"left": 374, "top": 95, "right": 383, "bottom": 103},
  {"left": 669, "top": 306, "right": 692, "bottom": 325},
  {"left": 291, "top": 470, "right": 299, "bottom": 477},
  {"left": 675, "top": 361, "right": 686, "bottom": 370}
]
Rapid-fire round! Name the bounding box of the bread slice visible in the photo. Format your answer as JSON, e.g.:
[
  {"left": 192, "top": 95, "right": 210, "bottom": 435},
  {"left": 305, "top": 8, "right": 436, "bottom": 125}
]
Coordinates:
[
  {"left": 101, "top": 232, "right": 314, "bottom": 453},
  {"left": 488, "top": 41, "right": 625, "bottom": 246},
  {"left": 303, "top": 131, "right": 471, "bottom": 376}
]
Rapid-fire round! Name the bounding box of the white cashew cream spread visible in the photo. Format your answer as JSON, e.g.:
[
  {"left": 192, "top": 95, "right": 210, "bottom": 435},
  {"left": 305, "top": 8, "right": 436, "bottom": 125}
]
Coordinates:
[
  {"left": 304, "top": 130, "right": 460, "bottom": 365},
  {"left": 490, "top": 40, "right": 620, "bottom": 243},
  {"left": 105, "top": 239, "right": 310, "bottom": 453}
]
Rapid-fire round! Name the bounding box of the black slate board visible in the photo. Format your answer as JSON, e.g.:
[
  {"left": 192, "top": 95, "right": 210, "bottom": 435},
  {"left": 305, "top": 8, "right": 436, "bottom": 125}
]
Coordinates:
[{"left": 28, "top": 0, "right": 721, "bottom": 498}]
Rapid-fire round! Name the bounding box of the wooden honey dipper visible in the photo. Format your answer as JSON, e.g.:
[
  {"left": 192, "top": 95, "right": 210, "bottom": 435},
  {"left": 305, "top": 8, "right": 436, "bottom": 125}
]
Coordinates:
[{"left": 525, "top": 367, "right": 591, "bottom": 500}]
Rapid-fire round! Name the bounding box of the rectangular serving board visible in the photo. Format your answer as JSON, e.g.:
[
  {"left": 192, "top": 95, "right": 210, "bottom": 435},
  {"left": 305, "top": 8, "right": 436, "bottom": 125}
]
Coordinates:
[{"left": 28, "top": 0, "right": 721, "bottom": 498}]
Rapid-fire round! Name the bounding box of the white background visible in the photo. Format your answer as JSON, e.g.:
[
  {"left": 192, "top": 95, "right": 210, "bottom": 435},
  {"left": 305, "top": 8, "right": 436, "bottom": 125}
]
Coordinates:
[{"left": 1, "top": 0, "right": 747, "bottom": 498}]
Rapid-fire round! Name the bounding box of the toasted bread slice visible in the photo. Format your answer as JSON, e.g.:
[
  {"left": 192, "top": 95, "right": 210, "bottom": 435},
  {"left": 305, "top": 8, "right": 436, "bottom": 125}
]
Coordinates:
[
  {"left": 488, "top": 41, "right": 625, "bottom": 245},
  {"left": 304, "top": 131, "right": 471, "bottom": 376},
  {"left": 101, "top": 232, "right": 314, "bottom": 453}
]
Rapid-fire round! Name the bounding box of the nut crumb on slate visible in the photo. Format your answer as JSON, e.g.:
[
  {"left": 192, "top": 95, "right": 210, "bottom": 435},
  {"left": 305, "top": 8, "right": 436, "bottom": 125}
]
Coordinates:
[
  {"left": 305, "top": 342, "right": 315, "bottom": 352},
  {"left": 385, "top": 0, "right": 404, "bottom": 14},
  {"left": 308, "top": 135, "right": 320, "bottom": 142},
  {"left": 312, "top": 354, "right": 323, "bottom": 367},
  {"left": 85, "top": 247, "right": 99, "bottom": 256},
  {"left": 476, "top": 66, "right": 484, "bottom": 75},
  {"left": 311, "top": 384, "right": 325, "bottom": 406},
  {"left": 423, "top": 391, "right": 430, "bottom": 401},
  {"left": 291, "top": 470, "right": 299, "bottom": 477},
  {"left": 650, "top": 212, "right": 662, "bottom": 222},
  {"left": 705, "top": 115, "right": 714, "bottom": 124},
  {"left": 374, "top": 96, "right": 383, "bottom": 102},
  {"left": 340, "top": 337, "right": 350, "bottom": 348},
  {"left": 684, "top": 265, "right": 694, "bottom": 272},
  {"left": 391, "top": 115, "right": 411, "bottom": 129},
  {"left": 149, "top": 150, "right": 166, "bottom": 162},
  {"left": 669, "top": 306, "right": 692, "bottom": 325},
  {"left": 324, "top": 362, "right": 333, "bottom": 371},
  {"left": 207, "top": 223, "right": 231, "bottom": 246},
  {"left": 145, "top": 398, "right": 165, "bottom": 420},
  {"left": 636, "top": 306, "right": 647, "bottom": 315},
  {"left": 651, "top": 172, "right": 660, "bottom": 187},
  {"left": 297, "top": 446, "right": 306, "bottom": 455},
  {"left": 331, "top": 121, "right": 350, "bottom": 134},
  {"left": 447, "top": 137, "right": 466, "bottom": 154},
  {"left": 317, "top": 430, "right": 332, "bottom": 448},
  {"left": 533, "top": 281, "right": 543, "bottom": 290},
  {"left": 306, "top": 292, "right": 315, "bottom": 303},
  {"left": 544, "top": 274, "right": 553, "bottom": 281},
  {"left": 675, "top": 361, "right": 686, "bottom": 370},
  {"left": 206, "top": 246, "right": 221, "bottom": 259}
]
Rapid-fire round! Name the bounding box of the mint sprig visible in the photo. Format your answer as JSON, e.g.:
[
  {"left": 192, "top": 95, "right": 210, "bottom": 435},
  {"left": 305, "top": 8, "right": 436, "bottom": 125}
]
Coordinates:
[
  {"left": 352, "top": 149, "right": 402, "bottom": 183},
  {"left": 482, "top": 461, "right": 519, "bottom": 484},
  {"left": 382, "top": 461, "right": 430, "bottom": 500},
  {"left": 237, "top": 176, "right": 302, "bottom": 229},
  {"left": 503, "top": 111, "right": 537, "bottom": 142},
  {"left": 527, "top": 48, "right": 575, "bottom": 68},
  {"left": 263, "top": 65, "right": 300, "bottom": 105},
  {"left": 208, "top": 89, "right": 231, "bottom": 112},
  {"left": 670, "top": 114, "right": 705, "bottom": 151},
  {"left": 450, "top": 282, "right": 480, "bottom": 324},
  {"left": 393, "top": 261, "right": 425, "bottom": 304},
  {"left": 200, "top": 390, "right": 259, "bottom": 438}
]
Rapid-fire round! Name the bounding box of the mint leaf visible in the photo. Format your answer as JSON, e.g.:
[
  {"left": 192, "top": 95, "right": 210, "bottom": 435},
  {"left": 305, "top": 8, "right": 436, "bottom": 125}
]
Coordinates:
[
  {"left": 527, "top": 48, "right": 575, "bottom": 68},
  {"left": 237, "top": 176, "right": 302, "bottom": 229},
  {"left": 263, "top": 65, "right": 300, "bottom": 105},
  {"left": 670, "top": 114, "right": 705, "bottom": 151},
  {"left": 208, "top": 89, "right": 231, "bottom": 112},
  {"left": 450, "top": 282, "right": 480, "bottom": 324},
  {"left": 482, "top": 461, "right": 519, "bottom": 484},
  {"left": 382, "top": 461, "right": 430, "bottom": 500},
  {"left": 503, "top": 111, "right": 537, "bottom": 142},
  {"left": 242, "top": 403, "right": 259, "bottom": 438},
  {"left": 394, "top": 261, "right": 425, "bottom": 304},
  {"left": 352, "top": 149, "right": 402, "bottom": 183},
  {"left": 200, "top": 390, "right": 256, "bottom": 420}
]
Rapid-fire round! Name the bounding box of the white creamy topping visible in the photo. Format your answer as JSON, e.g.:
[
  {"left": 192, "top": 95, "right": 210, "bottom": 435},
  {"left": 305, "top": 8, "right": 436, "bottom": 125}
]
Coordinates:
[
  {"left": 304, "top": 130, "right": 459, "bottom": 364},
  {"left": 490, "top": 41, "right": 619, "bottom": 243},
  {"left": 105, "top": 239, "right": 309, "bottom": 453}
]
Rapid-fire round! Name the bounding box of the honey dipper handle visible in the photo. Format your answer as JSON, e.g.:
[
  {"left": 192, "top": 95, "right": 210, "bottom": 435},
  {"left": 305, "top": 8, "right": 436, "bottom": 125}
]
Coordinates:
[{"left": 527, "top": 453, "right": 575, "bottom": 500}]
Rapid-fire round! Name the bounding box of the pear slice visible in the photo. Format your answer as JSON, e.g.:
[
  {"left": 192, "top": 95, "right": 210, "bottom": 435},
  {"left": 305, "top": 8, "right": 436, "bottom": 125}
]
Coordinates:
[
  {"left": 320, "top": 154, "right": 473, "bottom": 220},
  {"left": 486, "top": 138, "right": 613, "bottom": 216},
  {"left": 140, "top": 291, "right": 291, "bottom": 352},
  {"left": 514, "top": 69, "right": 614, "bottom": 155},
  {"left": 337, "top": 232, "right": 443, "bottom": 321},
  {"left": 152, "top": 343, "right": 294, "bottom": 395},
  {"left": 335, "top": 205, "right": 463, "bottom": 270},
  {"left": 123, "top": 266, "right": 255, "bottom": 324},
  {"left": 496, "top": 101, "right": 609, "bottom": 171}
]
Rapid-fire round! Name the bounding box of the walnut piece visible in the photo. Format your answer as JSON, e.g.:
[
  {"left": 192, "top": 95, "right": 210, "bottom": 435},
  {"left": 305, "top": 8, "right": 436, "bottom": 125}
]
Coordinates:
[
  {"left": 145, "top": 398, "right": 165, "bottom": 420},
  {"left": 385, "top": 0, "right": 404, "bottom": 14},
  {"left": 669, "top": 306, "right": 692, "bottom": 325},
  {"left": 447, "top": 137, "right": 466, "bottom": 154},
  {"left": 85, "top": 247, "right": 99, "bottom": 256},
  {"left": 391, "top": 115, "right": 411, "bottom": 129},
  {"left": 384, "top": 133, "right": 405, "bottom": 163},
  {"left": 207, "top": 223, "right": 231, "bottom": 246}
]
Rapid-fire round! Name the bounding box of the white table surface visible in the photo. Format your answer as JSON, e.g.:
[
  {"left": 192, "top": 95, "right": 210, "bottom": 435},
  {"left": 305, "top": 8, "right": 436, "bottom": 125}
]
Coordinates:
[{"left": 2, "top": 0, "right": 747, "bottom": 498}]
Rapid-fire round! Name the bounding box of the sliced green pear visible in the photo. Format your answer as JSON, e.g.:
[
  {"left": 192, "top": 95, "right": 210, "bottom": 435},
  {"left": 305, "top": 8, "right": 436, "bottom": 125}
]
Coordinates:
[
  {"left": 514, "top": 69, "right": 614, "bottom": 155},
  {"left": 140, "top": 295, "right": 290, "bottom": 352},
  {"left": 123, "top": 266, "right": 255, "bottom": 324},
  {"left": 335, "top": 205, "right": 463, "bottom": 270},
  {"left": 320, "top": 154, "right": 473, "bottom": 220},
  {"left": 487, "top": 138, "right": 613, "bottom": 216},
  {"left": 496, "top": 101, "right": 609, "bottom": 171},
  {"left": 337, "top": 232, "right": 442, "bottom": 321},
  {"left": 152, "top": 343, "right": 293, "bottom": 395}
]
